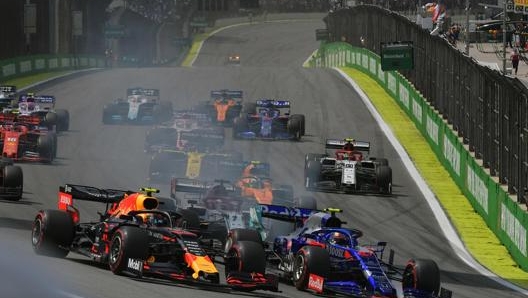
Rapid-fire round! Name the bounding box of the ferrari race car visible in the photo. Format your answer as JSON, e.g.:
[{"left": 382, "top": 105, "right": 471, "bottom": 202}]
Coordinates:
[
  {"left": 2, "top": 93, "right": 70, "bottom": 131},
  {"left": 233, "top": 99, "right": 305, "bottom": 141},
  {"left": 241, "top": 205, "right": 452, "bottom": 298},
  {"left": 144, "top": 110, "right": 224, "bottom": 153},
  {"left": 0, "top": 157, "right": 23, "bottom": 200},
  {"left": 148, "top": 150, "right": 244, "bottom": 183},
  {"left": 102, "top": 87, "right": 173, "bottom": 124},
  {"left": 0, "top": 121, "right": 56, "bottom": 163},
  {"left": 196, "top": 90, "right": 243, "bottom": 126},
  {"left": 304, "top": 138, "right": 392, "bottom": 194},
  {"left": 31, "top": 184, "right": 279, "bottom": 292}
]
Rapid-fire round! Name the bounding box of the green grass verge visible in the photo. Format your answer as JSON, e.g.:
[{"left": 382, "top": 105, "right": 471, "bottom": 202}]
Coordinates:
[
  {"left": 1, "top": 71, "right": 74, "bottom": 89},
  {"left": 340, "top": 67, "right": 528, "bottom": 287}
]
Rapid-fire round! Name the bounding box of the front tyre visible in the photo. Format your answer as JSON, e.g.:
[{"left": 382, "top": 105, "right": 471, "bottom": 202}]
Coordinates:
[
  {"left": 108, "top": 226, "right": 149, "bottom": 275},
  {"left": 292, "top": 246, "right": 329, "bottom": 291},
  {"left": 402, "top": 259, "right": 440, "bottom": 296}
]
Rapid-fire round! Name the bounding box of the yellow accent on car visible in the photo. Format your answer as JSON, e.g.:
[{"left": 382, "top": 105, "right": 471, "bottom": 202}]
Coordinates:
[{"left": 186, "top": 152, "right": 205, "bottom": 179}]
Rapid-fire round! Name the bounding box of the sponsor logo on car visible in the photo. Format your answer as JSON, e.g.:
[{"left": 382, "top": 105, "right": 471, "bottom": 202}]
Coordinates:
[{"left": 308, "top": 273, "right": 324, "bottom": 293}]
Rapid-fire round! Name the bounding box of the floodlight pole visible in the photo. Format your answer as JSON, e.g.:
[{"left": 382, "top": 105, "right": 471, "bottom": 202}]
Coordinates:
[{"left": 503, "top": 0, "right": 507, "bottom": 75}]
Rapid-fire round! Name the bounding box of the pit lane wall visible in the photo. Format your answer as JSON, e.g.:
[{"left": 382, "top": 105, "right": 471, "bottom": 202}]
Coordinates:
[
  {"left": 0, "top": 55, "right": 105, "bottom": 82},
  {"left": 309, "top": 42, "right": 528, "bottom": 270}
]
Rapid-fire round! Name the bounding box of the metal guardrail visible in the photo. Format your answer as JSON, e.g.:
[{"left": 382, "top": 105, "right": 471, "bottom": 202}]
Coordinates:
[{"left": 325, "top": 5, "right": 528, "bottom": 204}]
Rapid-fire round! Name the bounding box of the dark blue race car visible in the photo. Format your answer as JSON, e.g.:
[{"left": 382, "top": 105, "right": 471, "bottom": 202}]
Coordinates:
[
  {"left": 224, "top": 206, "right": 452, "bottom": 298},
  {"left": 232, "top": 99, "right": 305, "bottom": 141}
]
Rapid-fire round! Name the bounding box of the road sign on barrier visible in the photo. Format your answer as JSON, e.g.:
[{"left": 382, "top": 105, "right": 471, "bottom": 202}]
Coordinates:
[{"left": 380, "top": 41, "right": 414, "bottom": 71}]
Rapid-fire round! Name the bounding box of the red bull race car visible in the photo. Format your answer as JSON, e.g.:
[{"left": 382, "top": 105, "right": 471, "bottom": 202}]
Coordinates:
[{"left": 31, "top": 185, "right": 279, "bottom": 292}]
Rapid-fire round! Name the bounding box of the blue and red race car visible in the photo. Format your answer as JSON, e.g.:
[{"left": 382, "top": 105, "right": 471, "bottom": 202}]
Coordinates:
[
  {"left": 226, "top": 205, "right": 452, "bottom": 298},
  {"left": 232, "top": 99, "right": 305, "bottom": 141}
]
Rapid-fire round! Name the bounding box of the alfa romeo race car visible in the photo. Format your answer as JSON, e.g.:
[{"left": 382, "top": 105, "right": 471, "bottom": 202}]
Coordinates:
[
  {"left": 0, "top": 157, "right": 23, "bottom": 200},
  {"left": 233, "top": 99, "right": 305, "bottom": 141},
  {"left": 0, "top": 121, "right": 56, "bottom": 163},
  {"left": 304, "top": 138, "right": 392, "bottom": 194},
  {"left": 242, "top": 205, "right": 452, "bottom": 298},
  {"left": 102, "top": 87, "right": 173, "bottom": 124},
  {"left": 144, "top": 110, "right": 224, "bottom": 153},
  {"left": 31, "top": 184, "right": 279, "bottom": 292},
  {"left": 197, "top": 90, "right": 243, "bottom": 126},
  {"left": 148, "top": 150, "right": 244, "bottom": 183},
  {"left": 2, "top": 93, "right": 70, "bottom": 131}
]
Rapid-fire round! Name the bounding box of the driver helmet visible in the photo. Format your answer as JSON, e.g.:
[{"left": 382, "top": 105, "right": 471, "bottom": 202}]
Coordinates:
[
  {"left": 137, "top": 213, "right": 169, "bottom": 227},
  {"left": 329, "top": 231, "right": 350, "bottom": 247}
]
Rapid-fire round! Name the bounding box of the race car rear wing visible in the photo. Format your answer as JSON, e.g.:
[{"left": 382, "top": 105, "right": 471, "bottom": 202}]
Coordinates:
[
  {"left": 170, "top": 178, "right": 236, "bottom": 198},
  {"left": 58, "top": 184, "right": 128, "bottom": 207},
  {"left": 256, "top": 99, "right": 290, "bottom": 109},
  {"left": 256, "top": 204, "right": 318, "bottom": 222},
  {"left": 325, "top": 139, "right": 370, "bottom": 153},
  {"left": 0, "top": 85, "right": 16, "bottom": 94},
  {"left": 210, "top": 90, "right": 243, "bottom": 99},
  {"left": 127, "top": 88, "right": 159, "bottom": 97}
]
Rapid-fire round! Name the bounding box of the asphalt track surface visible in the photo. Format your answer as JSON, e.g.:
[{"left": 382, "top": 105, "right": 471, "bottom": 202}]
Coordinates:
[{"left": 0, "top": 18, "right": 525, "bottom": 298}]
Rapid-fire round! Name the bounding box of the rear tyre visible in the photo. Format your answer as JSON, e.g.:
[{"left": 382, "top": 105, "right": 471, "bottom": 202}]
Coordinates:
[
  {"left": 173, "top": 208, "right": 201, "bottom": 231},
  {"left": 44, "top": 112, "right": 58, "bottom": 129},
  {"left": 402, "top": 259, "right": 440, "bottom": 296},
  {"left": 108, "top": 226, "right": 149, "bottom": 275},
  {"left": 4, "top": 165, "right": 23, "bottom": 200},
  {"left": 376, "top": 165, "right": 392, "bottom": 194},
  {"left": 287, "top": 118, "right": 301, "bottom": 141},
  {"left": 31, "top": 210, "right": 74, "bottom": 258},
  {"left": 290, "top": 114, "right": 305, "bottom": 136},
  {"left": 37, "top": 134, "right": 54, "bottom": 163},
  {"left": 292, "top": 246, "right": 330, "bottom": 290},
  {"left": 232, "top": 117, "right": 248, "bottom": 139},
  {"left": 55, "top": 109, "right": 70, "bottom": 131},
  {"left": 224, "top": 228, "right": 262, "bottom": 254}
]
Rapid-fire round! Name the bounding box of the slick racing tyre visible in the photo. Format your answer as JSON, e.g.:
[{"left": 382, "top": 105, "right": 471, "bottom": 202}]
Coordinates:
[
  {"left": 402, "top": 259, "right": 440, "bottom": 296},
  {"left": 108, "top": 226, "right": 149, "bottom": 275},
  {"left": 287, "top": 118, "right": 302, "bottom": 141},
  {"left": 225, "top": 240, "right": 266, "bottom": 278},
  {"left": 173, "top": 208, "right": 201, "bottom": 231},
  {"left": 293, "top": 246, "right": 330, "bottom": 291},
  {"left": 102, "top": 105, "right": 115, "bottom": 124},
  {"left": 44, "top": 112, "right": 58, "bottom": 130},
  {"left": 32, "top": 210, "right": 74, "bottom": 258},
  {"left": 224, "top": 228, "right": 262, "bottom": 254},
  {"left": 55, "top": 109, "right": 70, "bottom": 131},
  {"left": 232, "top": 117, "right": 248, "bottom": 139},
  {"left": 241, "top": 102, "right": 256, "bottom": 115},
  {"left": 290, "top": 114, "right": 305, "bottom": 136},
  {"left": 4, "top": 165, "right": 23, "bottom": 200},
  {"left": 305, "top": 160, "right": 321, "bottom": 190},
  {"left": 376, "top": 165, "right": 392, "bottom": 194},
  {"left": 37, "top": 134, "right": 54, "bottom": 163}
]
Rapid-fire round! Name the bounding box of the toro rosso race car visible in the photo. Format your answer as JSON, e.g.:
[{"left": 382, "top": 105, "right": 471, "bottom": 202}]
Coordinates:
[
  {"left": 31, "top": 185, "right": 279, "bottom": 292},
  {"left": 233, "top": 99, "right": 305, "bottom": 141},
  {"left": 103, "top": 87, "right": 173, "bottom": 124},
  {"left": 2, "top": 93, "right": 69, "bottom": 131},
  {"left": 242, "top": 205, "right": 452, "bottom": 298},
  {"left": 144, "top": 110, "right": 224, "bottom": 153},
  {"left": 305, "top": 138, "right": 392, "bottom": 194},
  {"left": 197, "top": 90, "right": 243, "bottom": 126}
]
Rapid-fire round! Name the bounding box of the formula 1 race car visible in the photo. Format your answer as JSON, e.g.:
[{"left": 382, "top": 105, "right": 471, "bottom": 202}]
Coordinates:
[
  {"left": 0, "top": 121, "right": 56, "bottom": 163},
  {"left": 227, "top": 54, "right": 241, "bottom": 65},
  {"left": 148, "top": 150, "right": 244, "bottom": 183},
  {"left": 196, "top": 90, "right": 243, "bottom": 126},
  {"left": 233, "top": 99, "right": 305, "bottom": 141},
  {"left": 31, "top": 184, "right": 279, "bottom": 292},
  {"left": 144, "top": 110, "right": 224, "bottom": 153},
  {"left": 238, "top": 205, "right": 452, "bottom": 298},
  {"left": 0, "top": 86, "right": 17, "bottom": 109},
  {"left": 0, "top": 157, "right": 23, "bottom": 200},
  {"left": 304, "top": 138, "right": 392, "bottom": 194},
  {"left": 2, "top": 93, "right": 70, "bottom": 131},
  {"left": 102, "top": 87, "right": 173, "bottom": 124}
]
